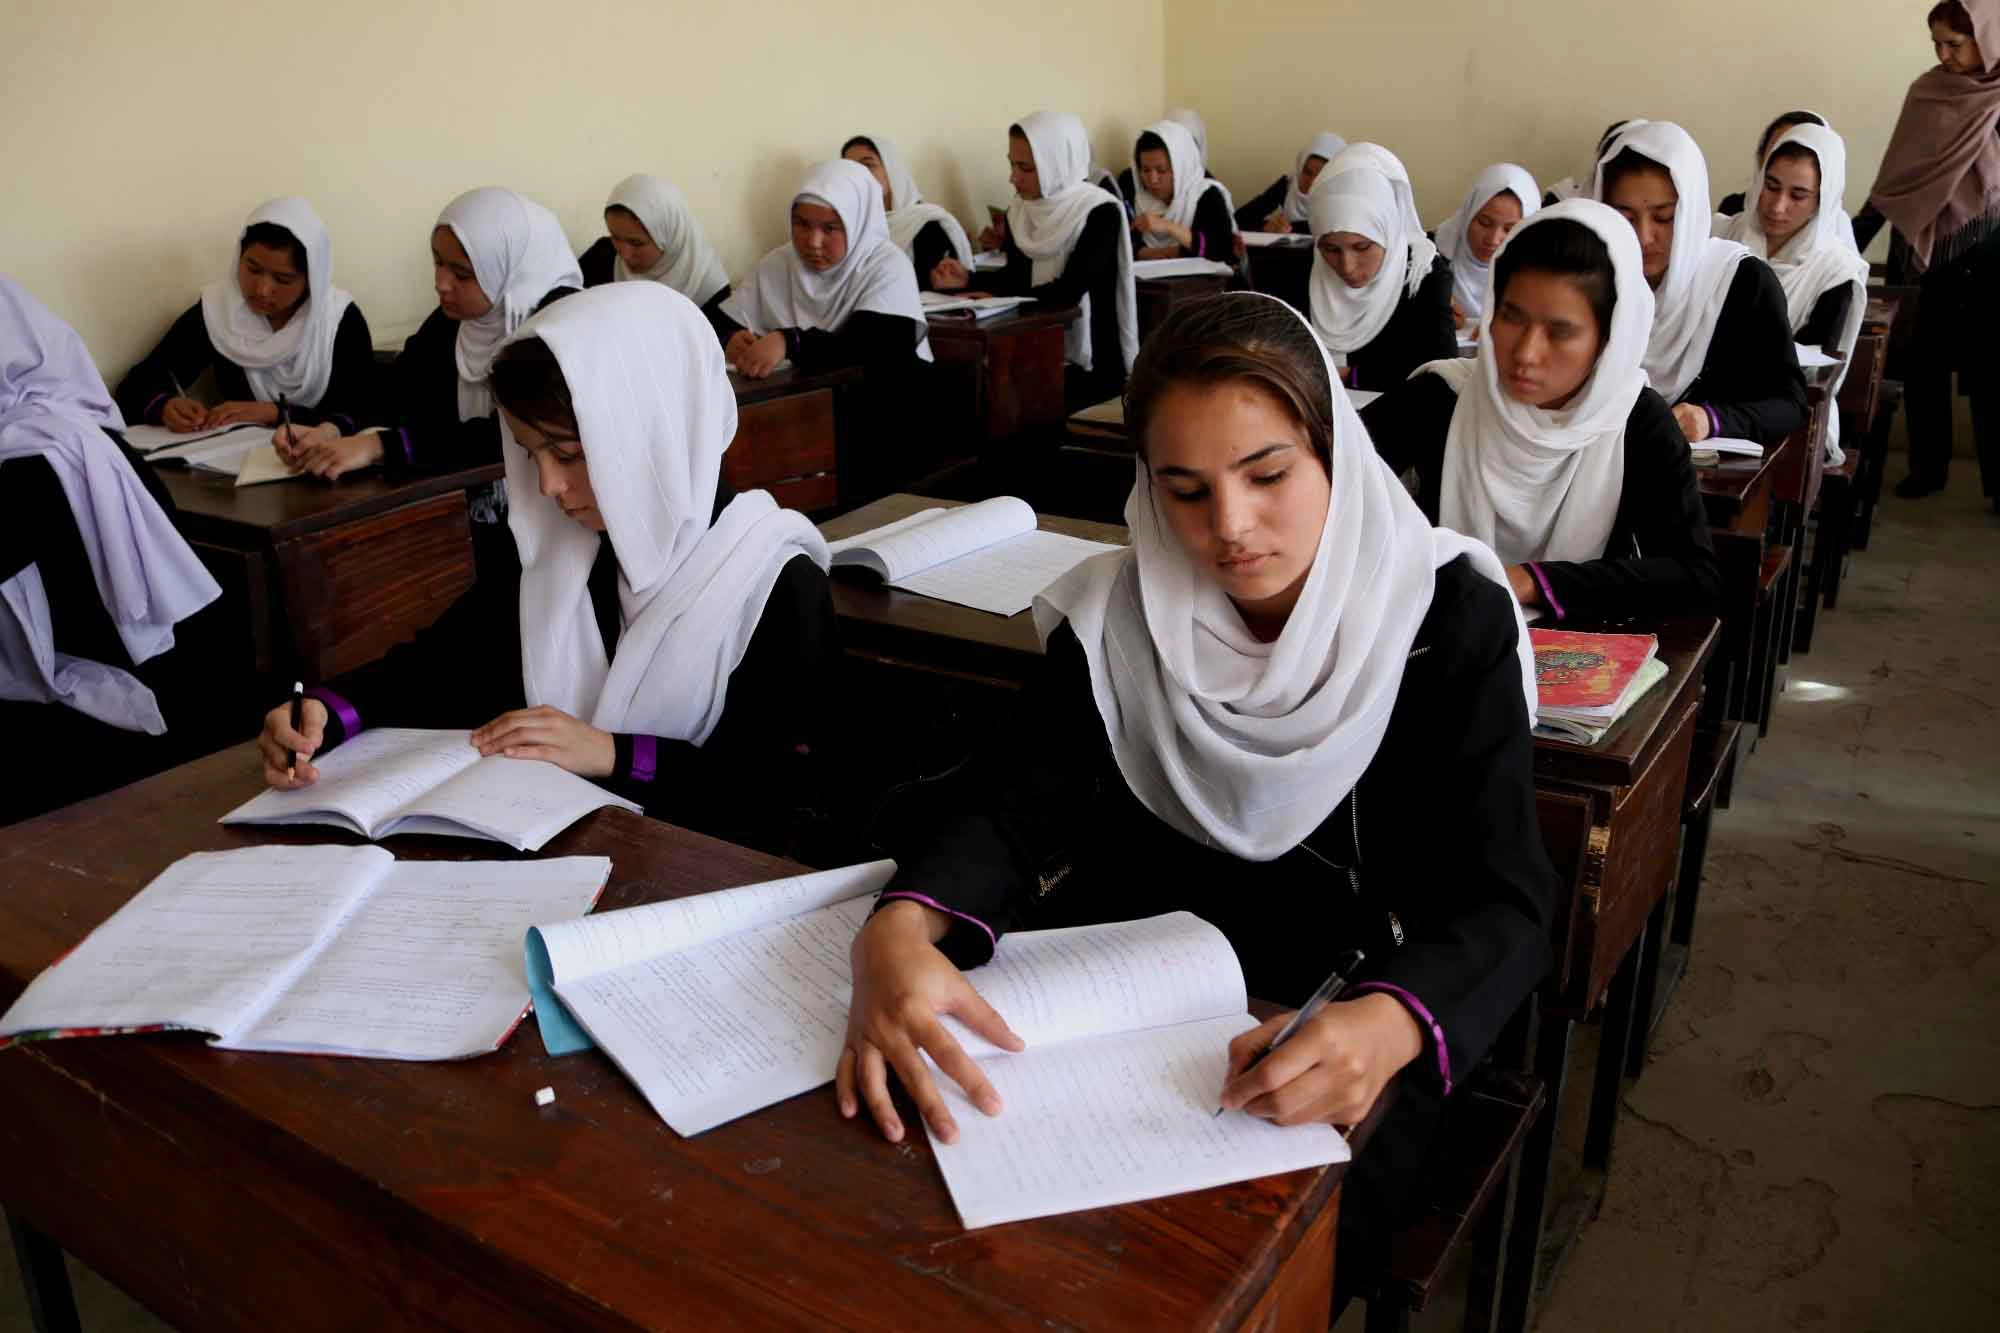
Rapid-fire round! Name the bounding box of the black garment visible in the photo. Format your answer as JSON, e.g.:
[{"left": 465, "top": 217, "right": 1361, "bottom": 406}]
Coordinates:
[
  {"left": 1236, "top": 176, "right": 1290, "bottom": 232},
  {"left": 577, "top": 238, "right": 737, "bottom": 334},
  {"left": 710, "top": 306, "right": 927, "bottom": 378},
  {"left": 1794, "top": 282, "right": 1854, "bottom": 352},
  {"left": 114, "top": 301, "right": 379, "bottom": 432},
  {"left": 1133, "top": 189, "right": 1235, "bottom": 263},
  {"left": 1677, "top": 259, "right": 1809, "bottom": 445},
  {"left": 1718, "top": 191, "right": 1748, "bottom": 217},
  {"left": 308, "top": 482, "right": 842, "bottom": 857},
  {"left": 1362, "top": 374, "right": 1720, "bottom": 622},
  {"left": 1344, "top": 255, "right": 1459, "bottom": 393},
  {"left": 984, "top": 200, "right": 1128, "bottom": 410},
  {"left": 908, "top": 221, "right": 955, "bottom": 292}
]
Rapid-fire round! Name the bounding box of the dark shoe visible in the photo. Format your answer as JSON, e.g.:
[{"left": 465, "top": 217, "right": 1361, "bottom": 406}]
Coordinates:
[{"left": 1894, "top": 473, "right": 1946, "bottom": 499}]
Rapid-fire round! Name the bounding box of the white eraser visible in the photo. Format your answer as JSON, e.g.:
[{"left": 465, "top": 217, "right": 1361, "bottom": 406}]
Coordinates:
[{"left": 534, "top": 1086, "right": 555, "bottom": 1107}]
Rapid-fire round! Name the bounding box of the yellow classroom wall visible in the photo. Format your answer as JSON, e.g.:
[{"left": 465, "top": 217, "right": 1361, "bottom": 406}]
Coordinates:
[
  {"left": 1160, "top": 0, "right": 1922, "bottom": 250},
  {"left": 3, "top": 0, "right": 1164, "bottom": 382}
]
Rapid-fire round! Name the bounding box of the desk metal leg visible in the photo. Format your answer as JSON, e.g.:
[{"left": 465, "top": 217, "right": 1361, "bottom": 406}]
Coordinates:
[
  {"left": 1584, "top": 929, "right": 1646, "bottom": 1172},
  {"left": 6, "top": 1211, "right": 80, "bottom": 1333},
  {"left": 1625, "top": 894, "right": 1673, "bottom": 1080},
  {"left": 1496, "top": 1009, "right": 1573, "bottom": 1333}
]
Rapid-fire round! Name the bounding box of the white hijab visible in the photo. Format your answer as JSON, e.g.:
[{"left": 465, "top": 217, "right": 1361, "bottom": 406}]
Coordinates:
[
  {"left": 1435, "top": 164, "right": 1541, "bottom": 324},
  {"left": 1032, "top": 293, "right": 1534, "bottom": 862},
  {"left": 722, "top": 160, "right": 932, "bottom": 363},
  {"left": 1284, "top": 132, "right": 1348, "bottom": 225},
  {"left": 439, "top": 187, "right": 584, "bottom": 421},
  {"left": 1426, "top": 200, "right": 1656, "bottom": 566},
  {"left": 1546, "top": 120, "right": 1647, "bottom": 205},
  {"left": 1163, "top": 107, "right": 1240, "bottom": 236},
  {"left": 868, "top": 137, "right": 974, "bottom": 271},
  {"left": 1593, "top": 121, "right": 1750, "bottom": 404},
  {"left": 1307, "top": 145, "right": 1440, "bottom": 366},
  {"left": 504, "top": 283, "right": 830, "bottom": 745},
  {"left": 199, "top": 197, "right": 353, "bottom": 409},
  {"left": 1721, "top": 125, "right": 1869, "bottom": 463},
  {"left": 0, "top": 277, "right": 220, "bottom": 733},
  {"left": 605, "top": 174, "right": 730, "bottom": 307},
  {"left": 1133, "top": 120, "right": 1228, "bottom": 250},
  {"left": 1006, "top": 111, "right": 1139, "bottom": 373}
]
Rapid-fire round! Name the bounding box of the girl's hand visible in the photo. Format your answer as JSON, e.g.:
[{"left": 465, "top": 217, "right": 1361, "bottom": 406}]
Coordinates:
[
  {"left": 930, "top": 258, "right": 970, "bottom": 291},
  {"left": 735, "top": 331, "right": 788, "bottom": 379},
  {"left": 258, "top": 697, "right": 328, "bottom": 790},
  {"left": 1263, "top": 214, "right": 1290, "bottom": 234},
  {"left": 291, "top": 430, "right": 383, "bottom": 480},
  {"left": 1506, "top": 564, "right": 1542, "bottom": 607},
  {"left": 1216, "top": 993, "right": 1422, "bottom": 1127},
  {"left": 471, "top": 706, "right": 616, "bottom": 777},
  {"left": 205, "top": 400, "right": 280, "bottom": 429},
  {"left": 1672, "top": 403, "right": 1713, "bottom": 443},
  {"left": 162, "top": 397, "right": 209, "bottom": 432}
]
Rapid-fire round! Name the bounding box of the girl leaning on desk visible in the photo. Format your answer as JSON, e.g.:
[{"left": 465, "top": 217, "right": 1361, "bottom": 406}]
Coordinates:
[{"left": 839, "top": 291, "right": 1556, "bottom": 1313}]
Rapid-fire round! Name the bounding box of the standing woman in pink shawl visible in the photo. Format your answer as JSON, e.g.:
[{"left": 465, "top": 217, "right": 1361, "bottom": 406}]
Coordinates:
[{"left": 1854, "top": 0, "right": 2000, "bottom": 503}]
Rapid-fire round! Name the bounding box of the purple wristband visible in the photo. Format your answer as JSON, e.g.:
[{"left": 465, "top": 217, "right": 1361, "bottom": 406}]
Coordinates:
[
  {"left": 1525, "top": 561, "right": 1566, "bottom": 622},
  {"left": 877, "top": 892, "right": 997, "bottom": 952},
  {"left": 305, "top": 686, "right": 361, "bottom": 741},
  {"left": 1348, "top": 981, "right": 1453, "bottom": 1094},
  {"left": 628, "top": 735, "right": 657, "bottom": 784},
  {"left": 1194, "top": 232, "right": 1207, "bottom": 258},
  {"left": 1703, "top": 403, "right": 1722, "bottom": 440}
]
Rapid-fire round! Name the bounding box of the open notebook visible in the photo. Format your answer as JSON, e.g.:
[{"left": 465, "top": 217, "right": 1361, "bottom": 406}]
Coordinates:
[
  {"left": 920, "top": 293, "right": 1035, "bottom": 319},
  {"left": 828, "top": 496, "right": 1121, "bottom": 616},
  {"left": 1132, "top": 257, "right": 1236, "bottom": 280},
  {"left": 1242, "top": 231, "right": 1311, "bottom": 248},
  {"left": 222, "top": 727, "right": 640, "bottom": 851},
  {"left": 0, "top": 844, "right": 609, "bottom": 1060}
]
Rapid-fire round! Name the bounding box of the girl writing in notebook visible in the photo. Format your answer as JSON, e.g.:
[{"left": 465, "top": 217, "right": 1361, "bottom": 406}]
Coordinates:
[
  {"left": 837, "top": 292, "right": 1554, "bottom": 1309},
  {"left": 841, "top": 136, "right": 975, "bottom": 293},
  {"left": 1595, "top": 122, "right": 1808, "bottom": 446},
  {"left": 1234, "top": 132, "right": 1346, "bottom": 235},
  {"left": 115, "top": 198, "right": 378, "bottom": 437},
  {"left": 1129, "top": 121, "right": 1236, "bottom": 261},
  {"left": 1434, "top": 164, "right": 1539, "bottom": 330},
  {"left": 1360, "top": 201, "right": 1720, "bottom": 623},
  {"left": 578, "top": 174, "right": 734, "bottom": 331},
  {"left": 253, "top": 283, "right": 840, "bottom": 858},
  {"left": 1306, "top": 144, "right": 1457, "bottom": 390}
]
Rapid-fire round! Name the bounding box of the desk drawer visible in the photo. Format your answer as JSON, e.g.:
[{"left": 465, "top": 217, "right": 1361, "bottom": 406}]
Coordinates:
[{"left": 725, "top": 389, "right": 838, "bottom": 503}]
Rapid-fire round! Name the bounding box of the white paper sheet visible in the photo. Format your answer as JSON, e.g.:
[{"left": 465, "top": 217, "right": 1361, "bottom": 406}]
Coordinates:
[
  {"left": 1131, "top": 257, "right": 1236, "bottom": 279},
  {"left": 891, "top": 528, "right": 1119, "bottom": 616},
  {"left": 233, "top": 443, "right": 298, "bottom": 487},
  {"left": 124, "top": 422, "right": 264, "bottom": 457},
  {"left": 1241, "top": 231, "right": 1312, "bottom": 248}
]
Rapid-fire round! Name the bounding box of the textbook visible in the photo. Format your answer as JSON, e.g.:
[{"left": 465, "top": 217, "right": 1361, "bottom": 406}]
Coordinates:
[
  {"left": 0, "top": 844, "right": 609, "bottom": 1060},
  {"left": 1690, "top": 437, "right": 1766, "bottom": 467},
  {"left": 222, "top": 727, "right": 640, "bottom": 851},
  {"left": 827, "top": 495, "right": 1121, "bottom": 616},
  {"left": 1530, "top": 629, "right": 1666, "bottom": 744},
  {"left": 526, "top": 867, "right": 1348, "bottom": 1228}
]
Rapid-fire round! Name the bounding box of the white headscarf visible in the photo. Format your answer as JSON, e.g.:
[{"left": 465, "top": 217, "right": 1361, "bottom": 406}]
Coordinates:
[
  {"left": 1424, "top": 200, "right": 1655, "bottom": 566},
  {"left": 1721, "top": 125, "right": 1869, "bottom": 463},
  {"left": 439, "top": 187, "right": 584, "bottom": 421},
  {"left": 1133, "top": 120, "right": 1228, "bottom": 250},
  {"left": 1006, "top": 111, "right": 1139, "bottom": 373},
  {"left": 1307, "top": 145, "right": 1440, "bottom": 366},
  {"left": 1162, "top": 107, "right": 1240, "bottom": 236},
  {"left": 1284, "top": 132, "right": 1348, "bottom": 226},
  {"left": 864, "top": 137, "right": 975, "bottom": 272},
  {"left": 1435, "top": 164, "right": 1541, "bottom": 324},
  {"left": 1546, "top": 120, "right": 1648, "bottom": 205},
  {"left": 504, "top": 283, "right": 830, "bottom": 745},
  {"left": 1032, "top": 293, "right": 1534, "bottom": 862},
  {"left": 199, "top": 197, "right": 353, "bottom": 409},
  {"left": 0, "top": 277, "right": 220, "bottom": 733},
  {"left": 1593, "top": 122, "right": 1750, "bottom": 404},
  {"left": 722, "top": 160, "right": 933, "bottom": 363},
  {"left": 605, "top": 174, "right": 730, "bottom": 307}
]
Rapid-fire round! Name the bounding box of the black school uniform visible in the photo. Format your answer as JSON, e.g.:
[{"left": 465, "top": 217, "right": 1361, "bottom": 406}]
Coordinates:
[
  {"left": 1117, "top": 180, "right": 1234, "bottom": 262},
  {"left": 904, "top": 221, "right": 957, "bottom": 292},
  {"left": 1234, "top": 177, "right": 1310, "bottom": 234},
  {"left": 1339, "top": 255, "right": 1459, "bottom": 393},
  {"left": 1362, "top": 375, "right": 1721, "bottom": 622},
  {"left": 1676, "top": 259, "right": 1809, "bottom": 445},
  {"left": 983, "top": 203, "right": 1127, "bottom": 410},
  {"left": 303, "top": 481, "right": 841, "bottom": 858},
  {"left": 576, "top": 238, "right": 736, "bottom": 332},
  {"left": 114, "top": 301, "right": 378, "bottom": 431}
]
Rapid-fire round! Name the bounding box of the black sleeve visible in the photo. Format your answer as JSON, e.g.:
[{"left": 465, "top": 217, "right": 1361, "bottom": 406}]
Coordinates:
[
  {"left": 1529, "top": 390, "right": 1721, "bottom": 622},
  {"left": 377, "top": 308, "right": 502, "bottom": 477},
  {"left": 113, "top": 303, "right": 214, "bottom": 425},
  {"left": 1117, "top": 167, "right": 1137, "bottom": 209},
  {"left": 1350, "top": 259, "right": 1458, "bottom": 392},
  {"left": 1364, "top": 565, "right": 1555, "bottom": 1085},
  {"left": 910, "top": 221, "right": 955, "bottom": 291},
  {"left": 700, "top": 285, "right": 736, "bottom": 342},
  {"left": 1687, "top": 259, "right": 1809, "bottom": 445},
  {"left": 786, "top": 310, "right": 925, "bottom": 373},
  {"left": 1717, "top": 191, "right": 1747, "bottom": 217},
  {"left": 985, "top": 204, "right": 1121, "bottom": 308},
  {"left": 1794, "top": 281, "right": 1854, "bottom": 351},
  {"left": 1357, "top": 370, "right": 1456, "bottom": 512},
  {"left": 1190, "top": 188, "right": 1236, "bottom": 262},
  {"left": 1235, "top": 176, "right": 1290, "bottom": 231},
  {"left": 1850, "top": 204, "right": 1886, "bottom": 253},
  {"left": 579, "top": 237, "right": 617, "bottom": 287}
]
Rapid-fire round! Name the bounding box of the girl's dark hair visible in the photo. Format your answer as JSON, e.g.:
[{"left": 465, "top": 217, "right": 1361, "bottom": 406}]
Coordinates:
[
  {"left": 1929, "top": 1, "right": 1974, "bottom": 36},
  {"left": 840, "top": 135, "right": 879, "bottom": 157},
  {"left": 1135, "top": 130, "right": 1168, "bottom": 159},
  {"left": 1595, "top": 119, "right": 1635, "bottom": 157},
  {"left": 1125, "top": 294, "right": 1334, "bottom": 474},
  {"left": 1764, "top": 142, "right": 1823, "bottom": 176},
  {"left": 1599, "top": 147, "right": 1673, "bottom": 197},
  {"left": 1007, "top": 123, "right": 1027, "bottom": 139},
  {"left": 490, "top": 335, "right": 577, "bottom": 435},
  {"left": 1492, "top": 218, "right": 1617, "bottom": 342},
  {"left": 1755, "top": 109, "right": 1826, "bottom": 162},
  {"left": 239, "top": 222, "right": 308, "bottom": 278}
]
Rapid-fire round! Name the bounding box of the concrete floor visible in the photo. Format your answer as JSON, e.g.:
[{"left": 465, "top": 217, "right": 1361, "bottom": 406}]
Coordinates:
[{"left": 4, "top": 469, "right": 1995, "bottom": 1333}]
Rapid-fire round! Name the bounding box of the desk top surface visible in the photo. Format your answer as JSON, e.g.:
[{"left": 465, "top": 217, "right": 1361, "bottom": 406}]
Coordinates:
[
  {"left": 729, "top": 361, "right": 865, "bottom": 407},
  {"left": 154, "top": 461, "right": 504, "bottom": 545}
]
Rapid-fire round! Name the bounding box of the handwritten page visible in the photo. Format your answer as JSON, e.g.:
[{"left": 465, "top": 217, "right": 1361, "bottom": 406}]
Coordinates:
[
  {"left": 1132, "top": 257, "right": 1235, "bottom": 279},
  {"left": 225, "top": 857, "right": 609, "bottom": 1060},
  {"left": 0, "top": 845, "right": 391, "bottom": 1041},
  {"left": 893, "top": 528, "right": 1120, "bottom": 616},
  {"left": 397, "top": 752, "right": 640, "bottom": 849},
  {"left": 929, "top": 1014, "right": 1349, "bottom": 1229},
  {"left": 233, "top": 443, "right": 298, "bottom": 487},
  {"left": 124, "top": 422, "right": 264, "bottom": 457}
]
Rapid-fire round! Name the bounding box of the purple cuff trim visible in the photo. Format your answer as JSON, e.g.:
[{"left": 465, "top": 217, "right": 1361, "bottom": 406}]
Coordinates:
[
  {"left": 305, "top": 686, "right": 361, "bottom": 741},
  {"left": 1703, "top": 403, "right": 1722, "bottom": 440},
  {"left": 144, "top": 393, "right": 168, "bottom": 425},
  {"left": 1348, "top": 982, "right": 1452, "bottom": 1095},
  {"left": 394, "top": 427, "right": 413, "bottom": 466},
  {"left": 1194, "top": 232, "right": 1207, "bottom": 258},
  {"left": 629, "top": 734, "right": 657, "bottom": 784},
  {"left": 878, "top": 892, "right": 998, "bottom": 952},
  {"left": 1526, "top": 562, "right": 1566, "bottom": 622}
]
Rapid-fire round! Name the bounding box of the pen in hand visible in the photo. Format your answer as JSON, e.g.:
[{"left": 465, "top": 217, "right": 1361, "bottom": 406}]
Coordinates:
[
  {"left": 276, "top": 392, "right": 292, "bottom": 454},
  {"left": 1215, "top": 949, "right": 1365, "bottom": 1117},
  {"left": 287, "top": 680, "right": 304, "bottom": 782}
]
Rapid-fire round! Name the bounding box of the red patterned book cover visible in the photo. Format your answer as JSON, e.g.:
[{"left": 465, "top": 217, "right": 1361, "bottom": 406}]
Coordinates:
[{"left": 1530, "top": 630, "right": 1659, "bottom": 710}]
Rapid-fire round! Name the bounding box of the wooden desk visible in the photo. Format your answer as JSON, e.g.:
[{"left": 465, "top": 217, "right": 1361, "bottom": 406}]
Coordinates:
[
  {"left": 926, "top": 306, "right": 1079, "bottom": 445},
  {"left": 725, "top": 364, "right": 862, "bottom": 513},
  {"left": 0, "top": 747, "right": 1346, "bottom": 1333},
  {"left": 1137, "top": 273, "right": 1232, "bottom": 342},
  {"left": 154, "top": 461, "right": 499, "bottom": 682}
]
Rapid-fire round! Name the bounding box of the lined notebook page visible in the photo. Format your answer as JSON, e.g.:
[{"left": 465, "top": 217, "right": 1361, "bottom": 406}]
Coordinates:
[
  {"left": 930, "top": 1014, "right": 1350, "bottom": 1229},
  {"left": 830, "top": 496, "right": 1035, "bottom": 582},
  {"left": 124, "top": 422, "right": 263, "bottom": 456},
  {"left": 224, "top": 857, "right": 609, "bottom": 1060},
  {"left": 890, "top": 528, "right": 1119, "bottom": 616},
  {"left": 396, "top": 753, "right": 639, "bottom": 849},
  {"left": 223, "top": 729, "right": 483, "bottom": 837},
  {"left": 233, "top": 443, "right": 296, "bottom": 487}
]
